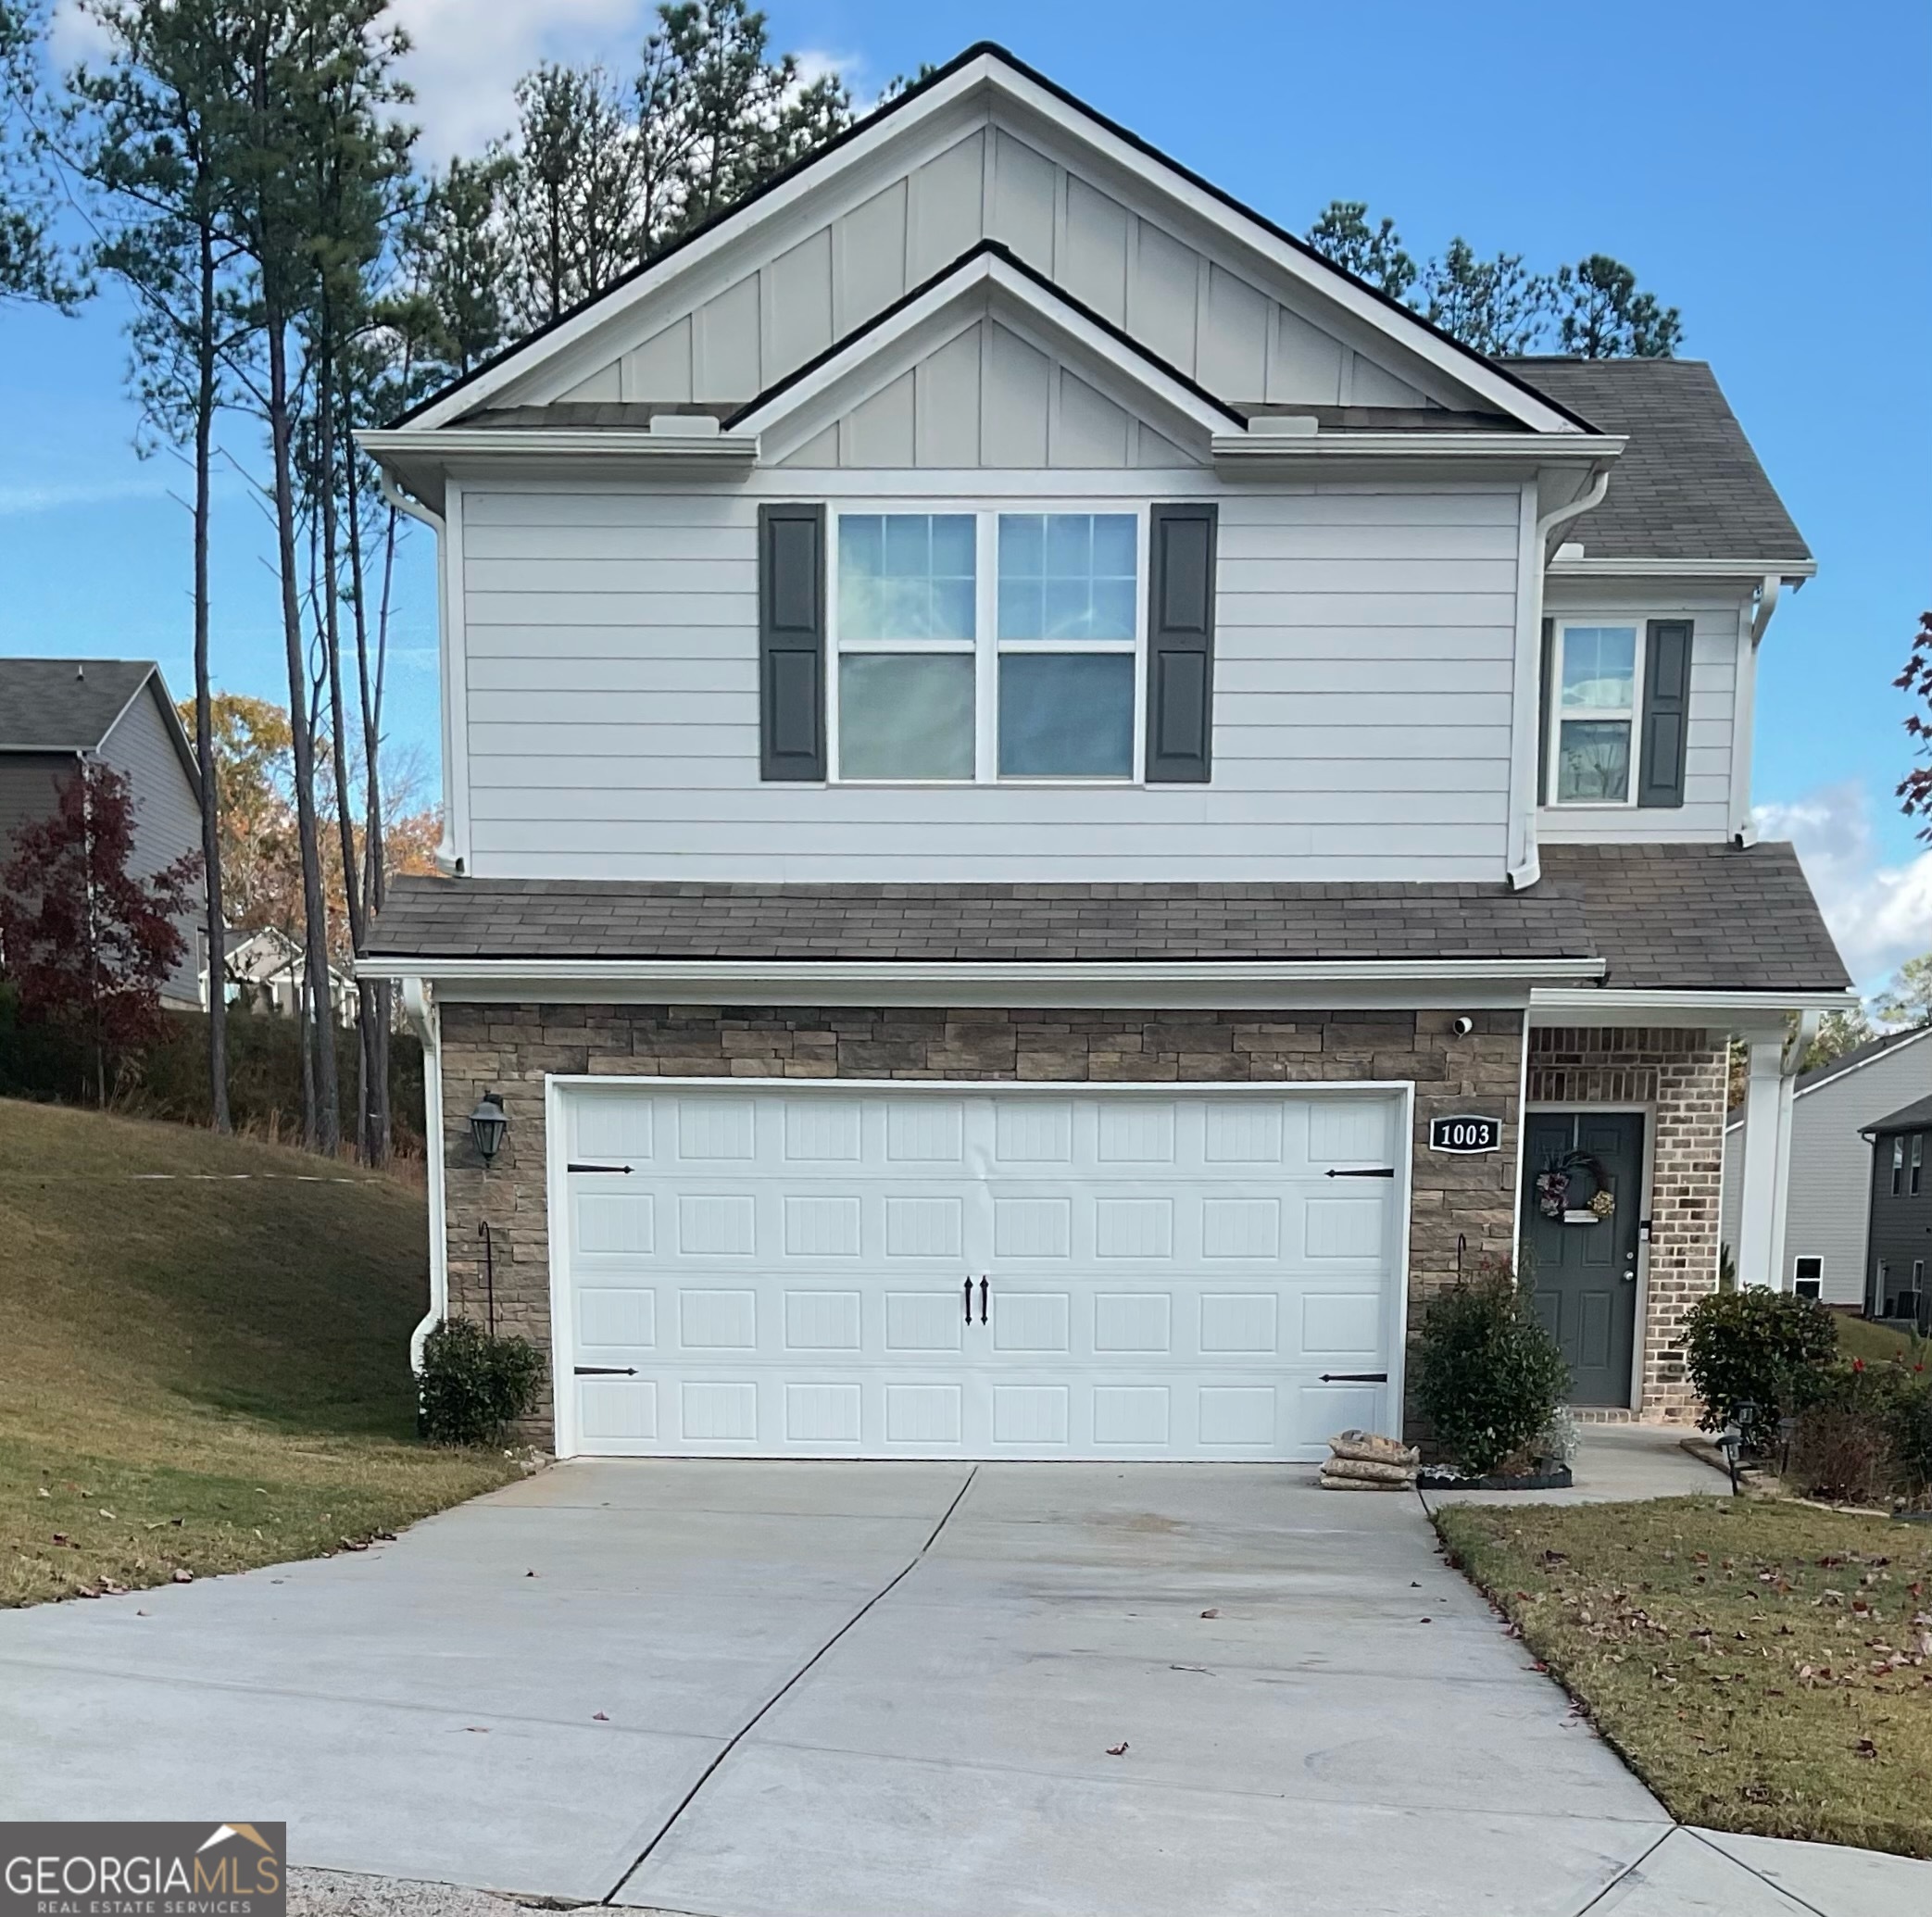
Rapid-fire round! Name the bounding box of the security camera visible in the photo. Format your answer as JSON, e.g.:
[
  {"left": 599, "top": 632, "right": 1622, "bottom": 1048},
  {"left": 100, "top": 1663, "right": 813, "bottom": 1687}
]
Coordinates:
[{"left": 1451, "top": 1016, "right": 1475, "bottom": 1038}]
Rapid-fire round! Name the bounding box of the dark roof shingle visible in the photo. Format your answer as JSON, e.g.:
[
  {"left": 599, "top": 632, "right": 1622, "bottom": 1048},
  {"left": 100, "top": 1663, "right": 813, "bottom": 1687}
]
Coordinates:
[
  {"left": 1501, "top": 357, "right": 1810, "bottom": 567},
  {"left": 367, "top": 843, "right": 1847, "bottom": 994},
  {"left": 0, "top": 658, "right": 157, "bottom": 752}
]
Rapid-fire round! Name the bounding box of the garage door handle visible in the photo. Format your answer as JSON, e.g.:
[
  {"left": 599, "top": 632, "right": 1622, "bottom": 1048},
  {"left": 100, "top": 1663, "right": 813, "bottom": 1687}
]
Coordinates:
[
  {"left": 979, "top": 1277, "right": 988, "bottom": 1323},
  {"left": 964, "top": 1278, "right": 972, "bottom": 1325},
  {"left": 574, "top": 1365, "right": 637, "bottom": 1376},
  {"left": 1320, "top": 1372, "right": 1388, "bottom": 1384}
]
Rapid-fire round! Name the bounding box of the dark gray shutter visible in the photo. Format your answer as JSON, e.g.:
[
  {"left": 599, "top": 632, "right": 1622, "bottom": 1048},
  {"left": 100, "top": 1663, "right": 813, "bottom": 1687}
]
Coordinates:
[
  {"left": 1145, "top": 503, "right": 1217, "bottom": 783},
  {"left": 1537, "top": 617, "right": 1555, "bottom": 805},
  {"left": 759, "top": 504, "right": 825, "bottom": 781},
  {"left": 1637, "top": 618, "right": 1691, "bottom": 808}
]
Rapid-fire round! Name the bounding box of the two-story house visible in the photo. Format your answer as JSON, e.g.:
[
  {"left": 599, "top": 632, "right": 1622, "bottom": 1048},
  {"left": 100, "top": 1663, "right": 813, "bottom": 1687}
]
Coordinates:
[{"left": 360, "top": 44, "right": 1850, "bottom": 1461}]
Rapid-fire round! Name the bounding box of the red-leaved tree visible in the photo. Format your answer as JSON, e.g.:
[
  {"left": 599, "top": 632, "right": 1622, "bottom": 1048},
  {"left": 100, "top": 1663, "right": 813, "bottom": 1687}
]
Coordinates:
[
  {"left": 1897, "top": 609, "right": 1932, "bottom": 831},
  {"left": 0, "top": 764, "right": 201, "bottom": 1104}
]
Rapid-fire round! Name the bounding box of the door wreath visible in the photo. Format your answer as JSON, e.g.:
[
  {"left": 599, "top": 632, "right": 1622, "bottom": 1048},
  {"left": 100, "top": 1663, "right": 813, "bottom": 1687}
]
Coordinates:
[{"left": 1535, "top": 1147, "right": 1615, "bottom": 1222}]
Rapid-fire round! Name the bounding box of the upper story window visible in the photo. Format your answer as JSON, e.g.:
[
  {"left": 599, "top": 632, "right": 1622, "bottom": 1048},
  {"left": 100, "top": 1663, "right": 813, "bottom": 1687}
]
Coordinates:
[
  {"left": 1893, "top": 1135, "right": 1906, "bottom": 1195},
  {"left": 1548, "top": 621, "right": 1643, "bottom": 806},
  {"left": 831, "top": 507, "right": 1143, "bottom": 783},
  {"left": 1913, "top": 1134, "right": 1925, "bottom": 1197}
]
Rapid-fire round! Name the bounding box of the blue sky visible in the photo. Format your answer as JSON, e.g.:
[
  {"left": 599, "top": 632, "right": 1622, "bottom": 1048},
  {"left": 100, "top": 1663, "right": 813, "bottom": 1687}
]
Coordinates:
[{"left": 4, "top": 0, "right": 1927, "bottom": 986}]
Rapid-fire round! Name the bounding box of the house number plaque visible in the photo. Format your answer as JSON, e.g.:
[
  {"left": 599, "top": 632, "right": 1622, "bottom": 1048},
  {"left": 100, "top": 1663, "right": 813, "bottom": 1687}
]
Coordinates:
[{"left": 1429, "top": 1114, "right": 1502, "bottom": 1155}]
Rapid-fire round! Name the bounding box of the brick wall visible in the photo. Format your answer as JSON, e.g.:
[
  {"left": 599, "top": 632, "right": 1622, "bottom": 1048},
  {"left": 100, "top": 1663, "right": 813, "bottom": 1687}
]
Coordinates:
[
  {"left": 436, "top": 1004, "right": 1527, "bottom": 1439},
  {"left": 1528, "top": 1026, "right": 1728, "bottom": 1421}
]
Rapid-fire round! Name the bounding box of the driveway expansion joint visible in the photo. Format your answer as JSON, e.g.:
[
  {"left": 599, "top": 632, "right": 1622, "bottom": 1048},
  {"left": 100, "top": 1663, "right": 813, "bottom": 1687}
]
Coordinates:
[{"left": 601, "top": 1466, "right": 979, "bottom": 1906}]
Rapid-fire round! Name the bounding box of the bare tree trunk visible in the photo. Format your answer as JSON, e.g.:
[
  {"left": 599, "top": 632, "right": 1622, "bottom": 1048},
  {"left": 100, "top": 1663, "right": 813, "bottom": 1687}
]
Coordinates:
[
  {"left": 192, "top": 202, "right": 230, "bottom": 1133},
  {"left": 345, "top": 445, "right": 390, "bottom": 1162},
  {"left": 267, "top": 307, "right": 337, "bottom": 1154}
]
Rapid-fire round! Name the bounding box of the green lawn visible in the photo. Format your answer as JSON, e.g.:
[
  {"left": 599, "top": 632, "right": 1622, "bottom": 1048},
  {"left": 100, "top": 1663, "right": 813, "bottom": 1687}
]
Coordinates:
[
  {"left": 1, "top": 1097, "right": 519, "bottom": 1606},
  {"left": 1836, "top": 1314, "right": 1927, "bottom": 1369},
  {"left": 1437, "top": 1497, "right": 1932, "bottom": 1859}
]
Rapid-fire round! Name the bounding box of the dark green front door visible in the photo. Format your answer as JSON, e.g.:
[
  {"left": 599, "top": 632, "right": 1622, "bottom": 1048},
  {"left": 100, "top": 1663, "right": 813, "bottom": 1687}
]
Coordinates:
[{"left": 1522, "top": 1111, "right": 1644, "bottom": 1408}]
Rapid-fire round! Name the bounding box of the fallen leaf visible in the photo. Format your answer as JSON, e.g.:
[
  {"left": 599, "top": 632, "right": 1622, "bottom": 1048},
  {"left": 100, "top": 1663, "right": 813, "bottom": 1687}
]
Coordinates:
[
  {"left": 593, "top": 1711, "right": 609, "bottom": 1722},
  {"left": 170, "top": 1569, "right": 193, "bottom": 1585},
  {"left": 1419, "top": 1617, "right": 1434, "bottom": 1625},
  {"left": 1854, "top": 1738, "right": 1878, "bottom": 1760},
  {"left": 135, "top": 1610, "right": 149, "bottom": 1618},
  {"left": 1198, "top": 1608, "right": 1217, "bottom": 1619},
  {"left": 340, "top": 1538, "right": 369, "bottom": 1552},
  {"left": 97, "top": 1510, "right": 117, "bottom": 1521},
  {"left": 1106, "top": 1742, "right": 1129, "bottom": 1757},
  {"left": 35, "top": 1487, "right": 48, "bottom": 1499}
]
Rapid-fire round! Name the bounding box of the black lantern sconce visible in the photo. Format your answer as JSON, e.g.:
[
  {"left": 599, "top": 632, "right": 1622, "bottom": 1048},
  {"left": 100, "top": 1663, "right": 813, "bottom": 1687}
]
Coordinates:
[{"left": 469, "top": 1090, "right": 508, "bottom": 1168}]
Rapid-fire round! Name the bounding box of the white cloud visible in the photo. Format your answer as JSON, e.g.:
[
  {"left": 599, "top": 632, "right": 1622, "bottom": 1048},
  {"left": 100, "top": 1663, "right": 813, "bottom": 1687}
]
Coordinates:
[
  {"left": 0, "top": 475, "right": 167, "bottom": 515},
  {"left": 1755, "top": 781, "right": 1932, "bottom": 995},
  {"left": 387, "top": 0, "right": 646, "bottom": 160}
]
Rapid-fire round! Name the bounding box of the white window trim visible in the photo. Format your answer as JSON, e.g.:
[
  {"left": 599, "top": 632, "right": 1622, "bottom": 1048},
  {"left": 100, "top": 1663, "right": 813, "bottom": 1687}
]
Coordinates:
[
  {"left": 1544, "top": 617, "right": 1647, "bottom": 810},
  {"left": 826, "top": 499, "right": 1149, "bottom": 787}
]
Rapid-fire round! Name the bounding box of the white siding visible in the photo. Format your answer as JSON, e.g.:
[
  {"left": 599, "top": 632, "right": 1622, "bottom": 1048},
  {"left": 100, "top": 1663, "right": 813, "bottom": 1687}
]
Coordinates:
[
  {"left": 779, "top": 319, "right": 1202, "bottom": 470},
  {"left": 1537, "top": 583, "right": 1744, "bottom": 846},
  {"left": 457, "top": 479, "right": 1524, "bottom": 883},
  {"left": 98, "top": 681, "right": 203, "bottom": 1006},
  {"left": 1720, "top": 1034, "right": 1932, "bottom": 1305},
  {"left": 519, "top": 117, "right": 1474, "bottom": 416}
]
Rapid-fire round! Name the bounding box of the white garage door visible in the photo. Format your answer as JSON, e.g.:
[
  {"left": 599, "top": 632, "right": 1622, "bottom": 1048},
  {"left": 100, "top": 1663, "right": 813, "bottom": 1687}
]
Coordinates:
[{"left": 556, "top": 1083, "right": 1407, "bottom": 1461}]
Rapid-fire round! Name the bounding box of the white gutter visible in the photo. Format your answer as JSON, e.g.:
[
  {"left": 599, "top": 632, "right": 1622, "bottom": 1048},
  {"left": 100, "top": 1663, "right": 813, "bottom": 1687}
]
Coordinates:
[
  {"left": 399, "top": 977, "right": 446, "bottom": 1375},
  {"left": 1727, "top": 573, "right": 1780, "bottom": 846},
  {"left": 1529, "top": 985, "right": 1855, "bottom": 1023},
  {"left": 1507, "top": 463, "right": 1616, "bottom": 890},
  {"left": 361, "top": 426, "right": 759, "bottom": 465},
  {"left": 1212, "top": 431, "right": 1625, "bottom": 467},
  {"left": 1548, "top": 557, "right": 1816, "bottom": 582},
  {"left": 357, "top": 954, "right": 1607, "bottom": 990}
]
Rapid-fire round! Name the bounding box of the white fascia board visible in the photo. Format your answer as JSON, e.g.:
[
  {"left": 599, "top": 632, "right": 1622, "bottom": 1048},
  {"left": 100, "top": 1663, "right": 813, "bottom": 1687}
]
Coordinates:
[
  {"left": 358, "top": 427, "right": 759, "bottom": 466},
  {"left": 1213, "top": 431, "right": 1625, "bottom": 467},
  {"left": 1528, "top": 985, "right": 1857, "bottom": 1034},
  {"left": 738, "top": 251, "right": 1239, "bottom": 460},
  {"left": 356, "top": 955, "right": 1605, "bottom": 1012},
  {"left": 1548, "top": 555, "right": 1818, "bottom": 582}
]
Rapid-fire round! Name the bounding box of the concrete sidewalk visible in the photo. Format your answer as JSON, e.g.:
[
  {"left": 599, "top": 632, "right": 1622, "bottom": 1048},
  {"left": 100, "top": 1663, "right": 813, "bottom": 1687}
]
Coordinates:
[{"left": 1420, "top": 1418, "right": 1726, "bottom": 1512}]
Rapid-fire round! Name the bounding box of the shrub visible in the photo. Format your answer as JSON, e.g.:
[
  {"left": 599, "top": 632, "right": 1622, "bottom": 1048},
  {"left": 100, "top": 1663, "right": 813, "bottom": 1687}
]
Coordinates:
[
  {"left": 418, "top": 1318, "right": 547, "bottom": 1447},
  {"left": 1682, "top": 1289, "right": 1838, "bottom": 1434},
  {"left": 1791, "top": 1405, "right": 1894, "bottom": 1505},
  {"left": 1411, "top": 1266, "right": 1571, "bottom": 1477}
]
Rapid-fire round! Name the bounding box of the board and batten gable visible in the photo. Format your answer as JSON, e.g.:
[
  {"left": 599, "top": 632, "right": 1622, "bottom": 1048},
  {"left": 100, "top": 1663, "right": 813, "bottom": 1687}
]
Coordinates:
[
  {"left": 454, "top": 469, "right": 1526, "bottom": 883},
  {"left": 483, "top": 113, "right": 1486, "bottom": 420},
  {"left": 1537, "top": 579, "right": 1750, "bottom": 846}
]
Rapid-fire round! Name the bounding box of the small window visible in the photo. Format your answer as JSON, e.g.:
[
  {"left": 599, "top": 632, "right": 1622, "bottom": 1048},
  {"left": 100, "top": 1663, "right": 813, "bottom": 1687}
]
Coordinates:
[
  {"left": 1792, "top": 1255, "right": 1823, "bottom": 1299},
  {"left": 1913, "top": 1134, "right": 1925, "bottom": 1197},
  {"left": 1893, "top": 1136, "right": 1906, "bottom": 1196},
  {"left": 1549, "top": 622, "right": 1641, "bottom": 806}
]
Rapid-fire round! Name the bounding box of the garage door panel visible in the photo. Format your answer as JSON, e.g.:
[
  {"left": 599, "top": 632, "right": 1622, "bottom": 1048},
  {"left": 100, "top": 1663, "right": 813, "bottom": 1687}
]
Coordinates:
[{"left": 561, "top": 1086, "right": 1401, "bottom": 1460}]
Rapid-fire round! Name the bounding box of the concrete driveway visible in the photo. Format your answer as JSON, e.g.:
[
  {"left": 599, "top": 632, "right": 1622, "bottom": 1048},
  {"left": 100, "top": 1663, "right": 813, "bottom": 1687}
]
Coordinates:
[{"left": 0, "top": 1460, "right": 1680, "bottom": 1913}]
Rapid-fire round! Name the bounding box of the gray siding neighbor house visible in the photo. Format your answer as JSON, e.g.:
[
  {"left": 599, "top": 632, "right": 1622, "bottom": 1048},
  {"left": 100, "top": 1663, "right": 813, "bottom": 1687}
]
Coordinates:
[
  {"left": 1721, "top": 1025, "right": 1932, "bottom": 1307},
  {"left": 356, "top": 44, "right": 1852, "bottom": 1458},
  {"left": 1863, "top": 1095, "right": 1932, "bottom": 1330},
  {"left": 0, "top": 658, "right": 204, "bottom": 1009}
]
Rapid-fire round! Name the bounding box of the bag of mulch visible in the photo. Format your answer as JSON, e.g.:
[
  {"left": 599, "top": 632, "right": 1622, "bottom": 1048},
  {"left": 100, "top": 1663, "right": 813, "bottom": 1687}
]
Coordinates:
[{"left": 1329, "top": 1429, "right": 1420, "bottom": 1468}]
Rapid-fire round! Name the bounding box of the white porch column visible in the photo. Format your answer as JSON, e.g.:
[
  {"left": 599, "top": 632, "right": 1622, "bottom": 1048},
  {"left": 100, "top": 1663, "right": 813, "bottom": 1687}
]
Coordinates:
[{"left": 1734, "top": 1038, "right": 1789, "bottom": 1290}]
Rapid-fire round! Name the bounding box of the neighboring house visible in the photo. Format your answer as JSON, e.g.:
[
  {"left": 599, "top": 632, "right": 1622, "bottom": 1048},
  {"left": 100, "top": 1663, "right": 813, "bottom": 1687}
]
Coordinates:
[
  {"left": 1861, "top": 1095, "right": 1932, "bottom": 1331},
  {"left": 1720, "top": 1025, "right": 1932, "bottom": 1307},
  {"left": 204, "top": 925, "right": 358, "bottom": 1027},
  {"left": 0, "top": 657, "right": 203, "bottom": 1010},
  {"left": 358, "top": 44, "right": 1850, "bottom": 1462}
]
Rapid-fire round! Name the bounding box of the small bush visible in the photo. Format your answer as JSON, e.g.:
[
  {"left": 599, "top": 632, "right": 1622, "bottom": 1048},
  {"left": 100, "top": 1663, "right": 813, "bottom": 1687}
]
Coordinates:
[
  {"left": 418, "top": 1318, "right": 546, "bottom": 1447},
  {"left": 1791, "top": 1406, "right": 1894, "bottom": 1505},
  {"left": 1682, "top": 1290, "right": 1838, "bottom": 1434},
  {"left": 1411, "top": 1266, "right": 1571, "bottom": 1478}
]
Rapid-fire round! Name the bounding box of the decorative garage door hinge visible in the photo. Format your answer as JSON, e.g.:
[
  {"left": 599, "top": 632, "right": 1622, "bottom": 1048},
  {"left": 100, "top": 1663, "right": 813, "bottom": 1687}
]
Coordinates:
[
  {"left": 573, "top": 1365, "right": 638, "bottom": 1376},
  {"left": 1319, "top": 1372, "right": 1389, "bottom": 1384},
  {"left": 567, "top": 1161, "right": 633, "bottom": 1173},
  {"left": 1324, "top": 1167, "right": 1395, "bottom": 1179}
]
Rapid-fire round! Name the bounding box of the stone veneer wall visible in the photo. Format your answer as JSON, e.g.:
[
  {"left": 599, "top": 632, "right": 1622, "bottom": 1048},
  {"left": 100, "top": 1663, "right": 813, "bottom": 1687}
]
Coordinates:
[
  {"left": 1527, "top": 1026, "right": 1728, "bottom": 1422},
  {"left": 436, "top": 1004, "right": 1527, "bottom": 1440}
]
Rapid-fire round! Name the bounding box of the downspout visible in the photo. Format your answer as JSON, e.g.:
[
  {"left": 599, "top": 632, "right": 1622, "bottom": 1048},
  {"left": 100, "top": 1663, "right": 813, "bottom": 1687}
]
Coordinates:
[
  {"left": 379, "top": 471, "right": 460, "bottom": 877},
  {"left": 400, "top": 974, "right": 446, "bottom": 1373},
  {"left": 1511, "top": 464, "right": 1614, "bottom": 889},
  {"left": 1731, "top": 573, "right": 1782, "bottom": 846}
]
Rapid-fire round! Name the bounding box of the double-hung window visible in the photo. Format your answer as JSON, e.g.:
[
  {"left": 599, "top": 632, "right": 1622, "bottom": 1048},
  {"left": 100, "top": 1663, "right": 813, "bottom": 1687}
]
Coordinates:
[
  {"left": 831, "top": 507, "right": 1143, "bottom": 783},
  {"left": 1547, "top": 621, "right": 1643, "bottom": 806}
]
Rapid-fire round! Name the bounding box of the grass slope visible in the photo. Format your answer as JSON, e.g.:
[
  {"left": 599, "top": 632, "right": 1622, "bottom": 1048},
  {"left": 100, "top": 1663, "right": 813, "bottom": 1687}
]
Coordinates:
[
  {"left": 1437, "top": 1497, "right": 1932, "bottom": 1858},
  {"left": 1, "top": 1098, "right": 518, "bottom": 1606},
  {"left": 1836, "top": 1315, "right": 1927, "bottom": 1368}
]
